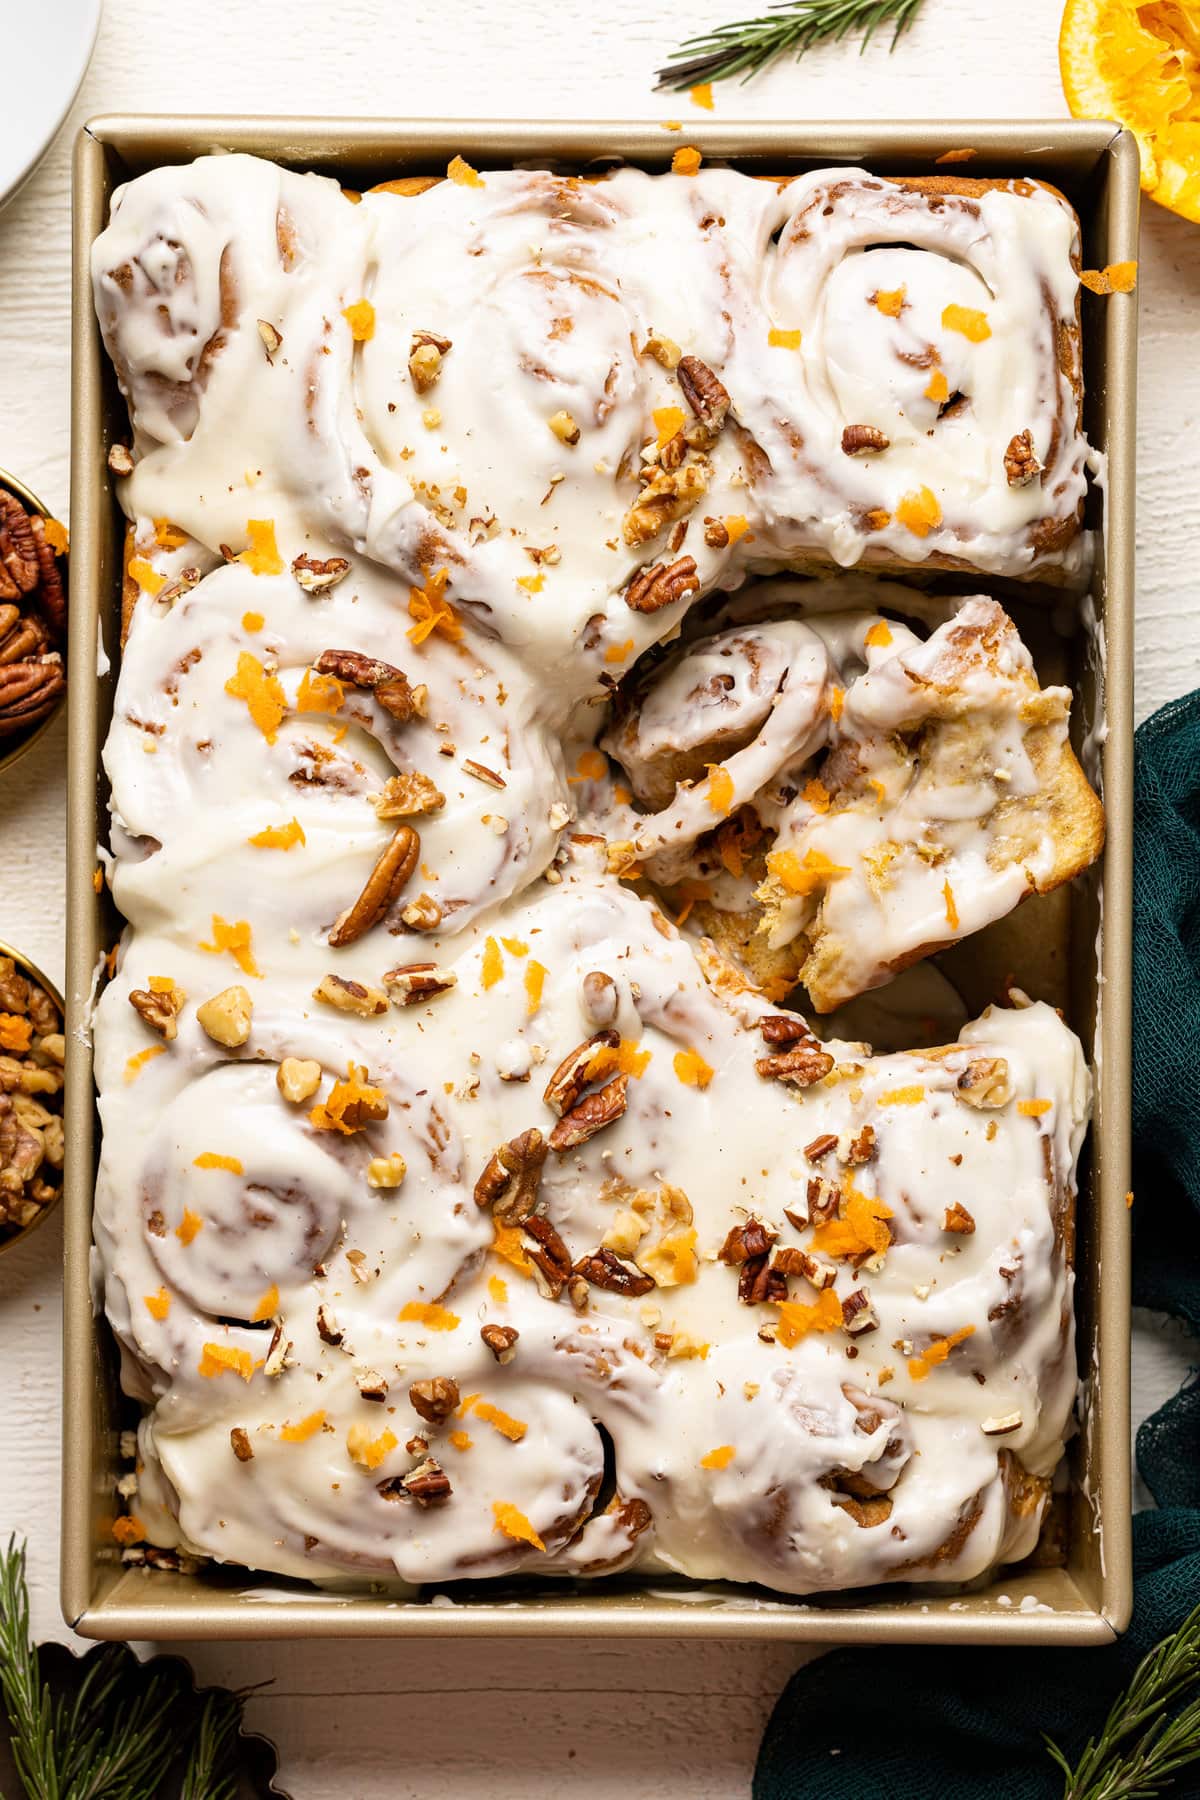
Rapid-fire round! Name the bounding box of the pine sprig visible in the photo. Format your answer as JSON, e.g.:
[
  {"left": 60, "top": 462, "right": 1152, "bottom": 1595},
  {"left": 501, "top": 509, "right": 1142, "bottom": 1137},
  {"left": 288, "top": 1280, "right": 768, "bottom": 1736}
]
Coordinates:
[
  {"left": 0, "top": 1537, "right": 258, "bottom": 1799},
  {"left": 656, "top": 0, "right": 927, "bottom": 90},
  {"left": 1047, "top": 1602, "right": 1200, "bottom": 1800}
]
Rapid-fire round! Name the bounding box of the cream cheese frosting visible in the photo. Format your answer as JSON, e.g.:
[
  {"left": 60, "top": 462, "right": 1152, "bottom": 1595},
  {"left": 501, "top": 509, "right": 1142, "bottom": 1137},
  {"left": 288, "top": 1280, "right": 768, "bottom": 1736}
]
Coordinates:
[{"left": 91, "top": 154, "right": 1098, "bottom": 1599}]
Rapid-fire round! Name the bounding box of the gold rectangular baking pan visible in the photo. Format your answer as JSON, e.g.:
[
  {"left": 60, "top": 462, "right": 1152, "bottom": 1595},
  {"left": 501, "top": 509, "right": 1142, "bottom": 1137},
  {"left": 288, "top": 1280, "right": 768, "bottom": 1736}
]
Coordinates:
[{"left": 63, "top": 115, "right": 1137, "bottom": 1643}]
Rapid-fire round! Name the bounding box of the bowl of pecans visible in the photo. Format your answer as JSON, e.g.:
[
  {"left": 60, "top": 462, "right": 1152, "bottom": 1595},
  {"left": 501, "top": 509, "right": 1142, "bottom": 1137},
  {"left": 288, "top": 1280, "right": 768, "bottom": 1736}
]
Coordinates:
[
  {"left": 0, "top": 468, "right": 68, "bottom": 775},
  {"left": 0, "top": 941, "right": 65, "bottom": 1254}
]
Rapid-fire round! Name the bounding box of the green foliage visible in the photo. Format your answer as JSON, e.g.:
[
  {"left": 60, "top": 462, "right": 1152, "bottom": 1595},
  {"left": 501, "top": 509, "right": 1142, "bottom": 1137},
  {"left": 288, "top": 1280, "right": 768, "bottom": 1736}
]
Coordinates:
[{"left": 656, "top": 0, "right": 927, "bottom": 89}]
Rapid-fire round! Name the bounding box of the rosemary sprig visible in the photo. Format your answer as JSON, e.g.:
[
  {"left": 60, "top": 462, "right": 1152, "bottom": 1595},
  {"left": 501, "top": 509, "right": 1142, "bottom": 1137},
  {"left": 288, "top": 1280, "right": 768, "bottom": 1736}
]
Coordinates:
[
  {"left": 656, "top": 0, "right": 927, "bottom": 90},
  {"left": 1046, "top": 1602, "right": 1200, "bottom": 1800},
  {"left": 0, "top": 1536, "right": 254, "bottom": 1799}
]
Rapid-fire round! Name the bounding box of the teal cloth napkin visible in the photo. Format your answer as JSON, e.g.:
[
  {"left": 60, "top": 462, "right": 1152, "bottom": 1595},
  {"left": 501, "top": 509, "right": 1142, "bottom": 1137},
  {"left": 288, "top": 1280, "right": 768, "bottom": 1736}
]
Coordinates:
[{"left": 754, "top": 693, "right": 1200, "bottom": 1800}]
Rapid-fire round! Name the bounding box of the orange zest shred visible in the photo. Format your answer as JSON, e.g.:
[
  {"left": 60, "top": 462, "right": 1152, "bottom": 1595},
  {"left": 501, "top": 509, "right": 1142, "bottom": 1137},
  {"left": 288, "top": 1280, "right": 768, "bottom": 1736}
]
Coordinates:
[
  {"left": 766, "top": 847, "right": 850, "bottom": 897},
  {"left": 943, "top": 879, "right": 960, "bottom": 930},
  {"left": 236, "top": 519, "right": 285, "bottom": 576},
  {"left": 673, "top": 1048, "right": 714, "bottom": 1090},
  {"left": 775, "top": 1287, "right": 845, "bottom": 1346},
  {"left": 481, "top": 936, "right": 504, "bottom": 990},
  {"left": 398, "top": 1300, "right": 460, "bottom": 1331},
  {"left": 617, "top": 1038, "right": 651, "bottom": 1078},
  {"left": 249, "top": 818, "right": 306, "bottom": 850},
  {"left": 500, "top": 937, "right": 528, "bottom": 956},
  {"left": 517, "top": 572, "right": 544, "bottom": 594},
  {"left": 407, "top": 568, "right": 462, "bottom": 645},
  {"left": 878, "top": 1086, "right": 925, "bottom": 1106},
  {"left": 1018, "top": 1098, "right": 1053, "bottom": 1117},
  {"left": 605, "top": 639, "right": 635, "bottom": 665},
  {"left": 491, "top": 1220, "right": 534, "bottom": 1276},
  {"left": 347, "top": 1424, "right": 398, "bottom": 1470},
  {"left": 811, "top": 1189, "right": 894, "bottom": 1260},
  {"left": 241, "top": 610, "right": 264, "bottom": 632},
  {"left": 309, "top": 1064, "right": 387, "bottom": 1135},
  {"left": 0, "top": 1014, "right": 32, "bottom": 1053},
  {"left": 768, "top": 327, "right": 803, "bottom": 349},
  {"left": 123, "top": 1045, "right": 166, "bottom": 1083},
  {"left": 653, "top": 405, "right": 686, "bottom": 449},
  {"left": 706, "top": 763, "right": 735, "bottom": 816},
  {"left": 153, "top": 518, "right": 188, "bottom": 550},
  {"left": 251, "top": 1284, "right": 280, "bottom": 1323},
  {"left": 572, "top": 747, "right": 608, "bottom": 782},
  {"left": 43, "top": 518, "right": 69, "bottom": 554},
  {"left": 908, "top": 1324, "right": 975, "bottom": 1382},
  {"left": 224, "top": 652, "right": 286, "bottom": 743},
  {"left": 281, "top": 1410, "right": 325, "bottom": 1443},
  {"left": 199, "top": 914, "right": 261, "bottom": 978},
  {"left": 341, "top": 299, "right": 376, "bottom": 342},
  {"left": 111, "top": 1516, "right": 146, "bottom": 1546},
  {"left": 461, "top": 1397, "right": 527, "bottom": 1442},
  {"left": 488, "top": 1274, "right": 509, "bottom": 1303},
  {"left": 690, "top": 81, "right": 714, "bottom": 109},
  {"left": 873, "top": 287, "right": 906, "bottom": 317},
  {"left": 175, "top": 1207, "right": 204, "bottom": 1245},
  {"left": 448, "top": 154, "right": 485, "bottom": 188},
  {"left": 493, "top": 1500, "right": 546, "bottom": 1551},
  {"left": 724, "top": 514, "right": 751, "bottom": 544},
  {"left": 295, "top": 667, "right": 345, "bottom": 714},
  {"left": 144, "top": 1288, "right": 171, "bottom": 1321},
  {"left": 925, "top": 367, "right": 950, "bottom": 404},
  {"left": 700, "top": 1444, "right": 736, "bottom": 1471},
  {"left": 829, "top": 684, "right": 845, "bottom": 723},
  {"left": 524, "top": 960, "right": 547, "bottom": 1016},
  {"left": 449, "top": 1430, "right": 473, "bottom": 1451},
  {"left": 895, "top": 487, "right": 943, "bottom": 538},
  {"left": 199, "top": 1343, "right": 256, "bottom": 1381},
  {"left": 193, "top": 1152, "right": 244, "bottom": 1175},
  {"left": 865, "top": 620, "right": 893, "bottom": 649},
  {"left": 941, "top": 303, "right": 991, "bottom": 342},
  {"left": 803, "top": 777, "right": 831, "bottom": 814},
  {"left": 1080, "top": 261, "right": 1139, "bottom": 294},
  {"left": 671, "top": 147, "right": 703, "bottom": 176},
  {"left": 128, "top": 557, "right": 166, "bottom": 597}
]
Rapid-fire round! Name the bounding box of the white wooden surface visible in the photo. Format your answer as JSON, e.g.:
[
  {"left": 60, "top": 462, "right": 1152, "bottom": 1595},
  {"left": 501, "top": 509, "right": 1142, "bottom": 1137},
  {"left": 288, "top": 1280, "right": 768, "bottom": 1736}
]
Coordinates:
[{"left": 1, "top": 0, "right": 1199, "bottom": 1791}]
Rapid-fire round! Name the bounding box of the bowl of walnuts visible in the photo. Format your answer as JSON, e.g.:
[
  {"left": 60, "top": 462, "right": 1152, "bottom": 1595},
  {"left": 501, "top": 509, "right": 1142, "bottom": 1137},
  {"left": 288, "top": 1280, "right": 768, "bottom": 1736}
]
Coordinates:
[
  {"left": 0, "top": 942, "right": 64, "bottom": 1253},
  {"left": 0, "top": 468, "right": 67, "bottom": 774}
]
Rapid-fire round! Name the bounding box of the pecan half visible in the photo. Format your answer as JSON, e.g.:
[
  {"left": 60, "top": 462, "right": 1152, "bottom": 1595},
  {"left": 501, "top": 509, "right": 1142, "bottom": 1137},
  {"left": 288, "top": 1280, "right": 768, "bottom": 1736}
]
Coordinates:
[
  {"left": 383, "top": 962, "right": 457, "bottom": 1005},
  {"left": 291, "top": 554, "right": 352, "bottom": 594},
  {"left": 548, "top": 1074, "right": 628, "bottom": 1152},
  {"left": 739, "top": 1255, "right": 788, "bottom": 1306},
  {"left": 954, "top": 1056, "right": 1012, "bottom": 1109},
  {"left": 379, "top": 1458, "right": 453, "bottom": 1505},
  {"left": 314, "top": 649, "right": 418, "bottom": 722},
  {"left": 759, "top": 1014, "right": 815, "bottom": 1047},
  {"left": 841, "top": 424, "right": 890, "bottom": 455},
  {"left": 128, "top": 986, "right": 185, "bottom": 1041},
  {"left": 408, "top": 1376, "right": 460, "bottom": 1424},
  {"left": 473, "top": 1127, "right": 548, "bottom": 1224},
  {"left": 0, "top": 494, "right": 38, "bottom": 596},
  {"left": 481, "top": 1324, "right": 519, "bottom": 1364},
  {"left": 1004, "top": 429, "right": 1043, "bottom": 487},
  {"left": 572, "top": 1245, "right": 655, "bottom": 1297},
  {"left": 755, "top": 1045, "right": 835, "bottom": 1087},
  {"left": 677, "top": 355, "right": 731, "bottom": 437},
  {"left": 623, "top": 555, "right": 699, "bottom": 614},
  {"left": 0, "top": 659, "right": 64, "bottom": 738},
  {"left": 542, "top": 1029, "right": 619, "bottom": 1117},
  {"left": 29, "top": 517, "right": 66, "bottom": 640},
  {"left": 328, "top": 825, "right": 420, "bottom": 947}
]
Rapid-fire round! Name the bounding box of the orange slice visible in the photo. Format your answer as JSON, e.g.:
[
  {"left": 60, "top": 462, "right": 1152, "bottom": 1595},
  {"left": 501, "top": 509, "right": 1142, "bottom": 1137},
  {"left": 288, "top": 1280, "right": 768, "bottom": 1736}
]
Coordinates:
[{"left": 1060, "top": 0, "right": 1200, "bottom": 223}]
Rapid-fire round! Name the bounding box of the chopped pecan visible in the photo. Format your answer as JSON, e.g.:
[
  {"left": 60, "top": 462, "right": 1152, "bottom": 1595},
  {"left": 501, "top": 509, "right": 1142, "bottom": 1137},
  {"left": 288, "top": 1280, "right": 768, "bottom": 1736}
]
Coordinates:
[
  {"left": 841, "top": 1288, "right": 879, "bottom": 1335},
  {"left": 312, "top": 973, "right": 389, "bottom": 1016},
  {"left": 943, "top": 1201, "right": 976, "bottom": 1234},
  {"left": 128, "top": 985, "right": 185, "bottom": 1041},
  {"left": 739, "top": 1255, "right": 788, "bottom": 1306},
  {"left": 481, "top": 1324, "right": 519, "bottom": 1364},
  {"left": 409, "top": 333, "right": 451, "bottom": 393},
  {"left": 257, "top": 319, "right": 282, "bottom": 360},
  {"left": 548, "top": 1074, "right": 628, "bottom": 1152},
  {"left": 981, "top": 1410, "right": 1023, "bottom": 1436},
  {"left": 473, "top": 1127, "right": 547, "bottom": 1223},
  {"left": 356, "top": 1369, "right": 389, "bottom": 1402},
  {"left": 522, "top": 1212, "right": 574, "bottom": 1299},
  {"left": 328, "top": 825, "right": 420, "bottom": 947},
  {"left": 314, "top": 649, "right": 418, "bottom": 722},
  {"left": 1004, "top": 429, "right": 1043, "bottom": 487},
  {"left": 399, "top": 1458, "right": 453, "bottom": 1505},
  {"left": 954, "top": 1056, "right": 1012, "bottom": 1109},
  {"left": 573, "top": 1245, "right": 656, "bottom": 1297},
  {"left": 717, "top": 1217, "right": 778, "bottom": 1266},
  {"left": 383, "top": 962, "right": 457, "bottom": 1005},
  {"left": 807, "top": 1175, "right": 840, "bottom": 1223},
  {"left": 462, "top": 758, "right": 506, "bottom": 789},
  {"left": 842, "top": 1125, "right": 876, "bottom": 1167},
  {"left": 408, "top": 1376, "right": 460, "bottom": 1424},
  {"left": 841, "top": 424, "right": 891, "bottom": 455},
  {"left": 703, "top": 518, "right": 730, "bottom": 548},
  {"left": 803, "top": 1132, "right": 838, "bottom": 1162},
  {"left": 373, "top": 772, "right": 444, "bottom": 819},
  {"left": 756, "top": 1045, "right": 835, "bottom": 1087},
  {"left": 230, "top": 1427, "right": 254, "bottom": 1462},
  {"left": 623, "top": 555, "right": 699, "bottom": 614},
  {"left": 759, "top": 1014, "right": 815, "bottom": 1047},
  {"left": 107, "top": 443, "right": 135, "bottom": 477},
  {"left": 677, "top": 355, "right": 730, "bottom": 437},
  {"left": 291, "top": 554, "right": 352, "bottom": 594},
  {"left": 542, "top": 1029, "right": 619, "bottom": 1117},
  {"left": 316, "top": 1304, "right": 343, "bottom": 1345}
]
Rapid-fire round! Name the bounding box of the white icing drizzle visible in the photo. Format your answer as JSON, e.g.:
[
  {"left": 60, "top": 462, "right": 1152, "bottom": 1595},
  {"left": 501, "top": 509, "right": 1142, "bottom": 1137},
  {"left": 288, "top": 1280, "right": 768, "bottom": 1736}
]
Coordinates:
[{"left": 91, "top": 154, "right": 1097, "bottom": 1599}]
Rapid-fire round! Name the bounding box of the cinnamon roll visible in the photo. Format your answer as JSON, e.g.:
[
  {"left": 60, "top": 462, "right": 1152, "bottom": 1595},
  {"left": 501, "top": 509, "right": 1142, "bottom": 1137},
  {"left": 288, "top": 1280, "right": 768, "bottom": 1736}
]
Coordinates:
[{"left": 92, "top": 153, "right": 1101, "bottom": 1602}]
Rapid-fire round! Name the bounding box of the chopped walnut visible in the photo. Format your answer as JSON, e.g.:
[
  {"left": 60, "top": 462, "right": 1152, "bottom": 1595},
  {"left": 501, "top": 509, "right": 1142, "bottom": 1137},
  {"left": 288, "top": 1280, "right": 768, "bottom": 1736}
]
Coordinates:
[
  {"left": 401, "top": 894, "right": 443, "bottom": 932},
  {"left": 128, "top": 985, "right": 185, "bottom": 1041},
  {"left": 367, "top": 1153, "right": 408, "bottom": 1189},
  {"left": 955, "top": 1057, "right": 1012, "bottom": 1109},
  {"left": 277, "top": 1057, "right": 322, "bottom": 1104},
  {"left": 548, "top": 410, "right": 580, "bottom": 446},
  {"left": 196, "top": 986, "right": 253, "bottom": 1048},
  {"left": 481, "top": 1324, "right": 519, "bottom": 1364},
  {"left": 408, "top": 1376, "right": 460, "bottom": 1424},
  {"left": 373, "top": 772, "right": 445, "bottom": 819}
]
